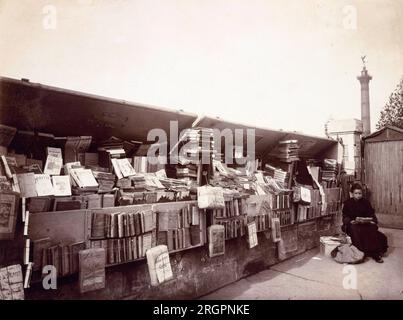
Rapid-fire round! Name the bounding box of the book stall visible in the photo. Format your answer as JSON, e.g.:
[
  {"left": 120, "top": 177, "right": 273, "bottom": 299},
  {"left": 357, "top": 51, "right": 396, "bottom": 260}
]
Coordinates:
[{"left": 0, "top": 77, "right": 343, "bottom": 300}]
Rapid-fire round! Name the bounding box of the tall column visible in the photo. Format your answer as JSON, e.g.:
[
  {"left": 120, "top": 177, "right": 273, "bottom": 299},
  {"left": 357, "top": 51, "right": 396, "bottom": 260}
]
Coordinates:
[{"left": 357, "top": 66, "right": 372, "bottom": 136}]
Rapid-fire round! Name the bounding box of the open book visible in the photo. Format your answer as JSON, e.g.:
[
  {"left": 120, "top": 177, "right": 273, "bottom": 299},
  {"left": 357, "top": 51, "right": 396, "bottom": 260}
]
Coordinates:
[{"left": 355, "top": 217, "right": 374, "bottom": 224}]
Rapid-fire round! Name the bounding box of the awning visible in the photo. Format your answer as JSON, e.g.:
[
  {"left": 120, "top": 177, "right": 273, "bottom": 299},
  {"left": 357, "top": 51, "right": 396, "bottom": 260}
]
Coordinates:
[
  {"left": 193, "top": 116, "right": 337, "bottom": 159},
  {"left": 0, "top": 76, "right": 198, "bottom": 142}
]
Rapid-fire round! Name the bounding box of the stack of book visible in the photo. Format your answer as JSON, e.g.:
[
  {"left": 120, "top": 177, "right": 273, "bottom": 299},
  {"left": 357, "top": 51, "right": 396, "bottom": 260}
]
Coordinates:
[
  {"left": 212, "top": 192, "right": 247, "bottom": 218},
  {"left": 214, "top": 218, "right": 246, "bottom": 239},
  {"left": 90, "top": 232, "right": 156, "bottom": 264},
  {"left": 92, "top": 170, "right": 116, "bottom": 193},
  {"left": 157, "top": 204, "right": 205, "bottom": 251},
  {"left": 175, "top": 164, "right": 198, "bottom": 183},
  {"left": 210, "top": 160, "right": 256, "bottom": 193},
  {"left": 211, "top": 191, "right": 248, "bottom": 240},
  {"left": 276, "top": 140, "right": 300, "bottom": 162},
  {"left": 250, "top": 214, "right": 270, "bottom": 232},
  {"left": 90, "top": 209, "right": 157, "bottom": 264},
  {"left": 32, "top": 239, "right": 85, "bottom": 277},
  {"left": 91, "top": 209, "right": 156, "bottom": 239},
  {"left": 271, "top": 192, "right": 292, "bottom": 210},
  {"left": 170, "top": 127, "right": 216, "bottom": 184},
  {"left": 264, "top": 164, "right": 289, "bottom": 187}
]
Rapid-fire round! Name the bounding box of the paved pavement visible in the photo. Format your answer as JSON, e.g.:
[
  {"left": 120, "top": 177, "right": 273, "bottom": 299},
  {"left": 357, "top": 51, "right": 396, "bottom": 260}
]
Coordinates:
[{"left": 200, "top": 228, "right": 403, "bottom": 300}]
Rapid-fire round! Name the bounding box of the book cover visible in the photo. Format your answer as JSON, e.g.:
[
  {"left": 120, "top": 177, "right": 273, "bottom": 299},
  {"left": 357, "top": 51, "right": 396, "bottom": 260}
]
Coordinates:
[
  {"left": 53, "top": 199, "right": 82, "bottom": 211},
  {"left": 86, "top": 194, "right": 102, "bottom": 209},
  {"left": 0, "top": 191, "right": 18, "bottom": 240},
  {"left": 7, "top": 264, "right": 25, "bottom": 300},
  {"left": 142, "top": 210, "right": 155, "bottom": 233},
  {"left": 52, "top": 175, "right": 72, "bottom": 196},
  {"left": 208, "top": 225, "right": 225, "bottom": 257},
  {"left": 16, "top": 172, "right": 37, "bottom": 198},
  {"left": 71, "top": 168, "right": 98, "bottom": 188},
  {"left": 47, "top": 147, "right": 63, "bottom": 159},
  {"left": 78, "top": 248, "right": 106, "bottom": 293},
  {"left": 44, "top": 155, "right": 63, "bottom": 176},
  {"left": 189, "top": 225, "right": 201, "bottom": 246},
  {"left": 142, "top": 232, "right": 152, "bottom": 256},
  {"left": 61, "top": 245, "right": 71, "bottom": 276},
  {"left": 34, "top": 173, "right": 55, "bottom": 196},
  {"left": 27, "top": 197, "right": 52, "bottom": 213},
  {"left": 116, "top": 158, "right": 136, "bottom": 177},
  {"left": 92, "top": 212, "right": 106, "bottom": 238},
  {"left": 247, "top": 221, "right": 258, "bottom": 249},
  {"left": 271, "top": 217, "right": 282, "bottom": 242},
  {"left": 102, "top": 194, "right": 115, "bottom": 208},
  {"left": 0, "top": 266, "right": 12, "bottom": 300},
  {"left": 146, "top": 245, "right": 173, "bottom": 286}
]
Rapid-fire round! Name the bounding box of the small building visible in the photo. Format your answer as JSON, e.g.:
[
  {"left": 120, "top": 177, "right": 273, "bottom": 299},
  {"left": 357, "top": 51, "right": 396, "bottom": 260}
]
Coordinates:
[
  {"left": 326, "top": 118, "right": 363, "bottom": 179},
  {"left": 363, "top": 126, "right": 403, "bottom": 229}
]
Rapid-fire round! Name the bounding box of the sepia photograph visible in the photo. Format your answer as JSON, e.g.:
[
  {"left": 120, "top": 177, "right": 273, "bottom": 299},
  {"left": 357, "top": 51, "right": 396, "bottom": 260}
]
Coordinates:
[{"left": 0, "top": 0, "right": 402, "bottom": 310}]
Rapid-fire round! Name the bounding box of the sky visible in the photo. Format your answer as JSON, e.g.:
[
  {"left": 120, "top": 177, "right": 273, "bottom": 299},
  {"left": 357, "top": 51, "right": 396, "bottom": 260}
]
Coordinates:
[{"left": 0, "top": 0, "right": 402, "bottom": 137}]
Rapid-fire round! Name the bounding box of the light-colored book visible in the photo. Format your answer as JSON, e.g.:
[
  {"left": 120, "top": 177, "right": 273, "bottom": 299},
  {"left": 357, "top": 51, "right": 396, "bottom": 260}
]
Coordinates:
[
  {"left": 70, "top": 168, "right": 98, "bottom": 188},
  {"left": 34, "top": 174, "right": 54, "bottom": 196},
  {"left": 111, "top": 158, "right": 124, "bottom": 180},
  {"left": 247, "top": 221, "right": 258, "bottom": 248},
  {"left": 44, "top": 155, "right": 63, "bottom": 175},
  {"left": 142, "top": 232, "right": 153, "bottom": 257},
  {"left": 78, "top": 248, "right": 105, "bottom": 293},
  {"left": 46, "top": 147, "right": 63, "bottom": 159},
  {"left": 271, "top": 218, "right": 282, "bottom": 242},
  {"left": 146, "top": 245, "right": 173, "bottom": 286},
  {"left": 16, "top": 173, "right": 37, "bottom": 198},
  {"left": 0, "top": 266, "right": 12, "bottom": 300},
  {"left": 7, "top": 264, "right": 25, "bottom": 300},
  {"left": 116, "top": 158, "right": 136, "bottom": 178},
  {"left": 52, "top": 175, "right": 72, "bottom": 196}
]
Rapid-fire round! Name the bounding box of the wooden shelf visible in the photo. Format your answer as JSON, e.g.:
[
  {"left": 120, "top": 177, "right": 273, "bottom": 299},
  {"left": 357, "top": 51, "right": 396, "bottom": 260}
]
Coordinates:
[{"left": 105, "top": 243, "right": 205, "bottom": 268}]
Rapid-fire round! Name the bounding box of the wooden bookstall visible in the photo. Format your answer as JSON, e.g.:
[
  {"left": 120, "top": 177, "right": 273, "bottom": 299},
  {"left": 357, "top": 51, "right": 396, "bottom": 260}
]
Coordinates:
[{"left": 0, "top": 77, "right": 343, "bottom": 299}]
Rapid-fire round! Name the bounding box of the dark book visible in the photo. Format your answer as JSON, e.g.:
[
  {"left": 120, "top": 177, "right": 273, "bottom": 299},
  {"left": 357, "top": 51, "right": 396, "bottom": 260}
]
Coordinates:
[
  {"left": 61, "top": 245, "right": 71, "bottom": 276},
  {"left": 142, "top": 210, "right": 155, "bottom": 233},
  {"left": 184, "top": 228, "right": 191, "bottom": 248},
  {"left": 54, "top": 199, "right": 82, "bottom": 211},
  {"left": 167, "top": 230, "right": 174, "bottom": 251},
  {"left": 102, "top": 194, "right": 115, "bottom": 208},
  {"left": 134, "top": 212, "right": 142, "bottom": 235},
  {"left": 92, "top": 212, "right": 106, "bottom": 238},
  {"left": 69, "top": 242, "right": 86, "bottom": 274},
  {"left": 86, "top": 194, "right": 102, "bottom": 209},
  {"left": 32, "top": 237, "right": 51, "bottom": 272},
  {"left": 157, "top": 231, "right": 168, "bottom": 246}
]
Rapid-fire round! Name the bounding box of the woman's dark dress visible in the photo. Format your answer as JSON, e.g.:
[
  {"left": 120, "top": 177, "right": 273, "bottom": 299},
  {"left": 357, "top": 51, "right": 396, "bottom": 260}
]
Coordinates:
[{"left": 342, "top": 198, "right": 388, "bottom": 257}]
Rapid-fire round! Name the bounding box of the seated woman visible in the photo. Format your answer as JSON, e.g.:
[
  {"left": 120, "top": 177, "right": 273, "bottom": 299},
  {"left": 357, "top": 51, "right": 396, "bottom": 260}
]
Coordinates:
[{"left": 342, "top": 183, "right": 388, "bottom": 263}]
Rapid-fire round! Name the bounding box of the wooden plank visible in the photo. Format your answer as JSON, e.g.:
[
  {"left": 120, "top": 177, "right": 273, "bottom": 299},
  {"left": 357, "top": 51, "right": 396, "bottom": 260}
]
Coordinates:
[
  {"left": 364, "top": 140, "right": 403, "bottom": 228},
  {"left": 29, "top": 209, "right": 87, "bottom": 243}
]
